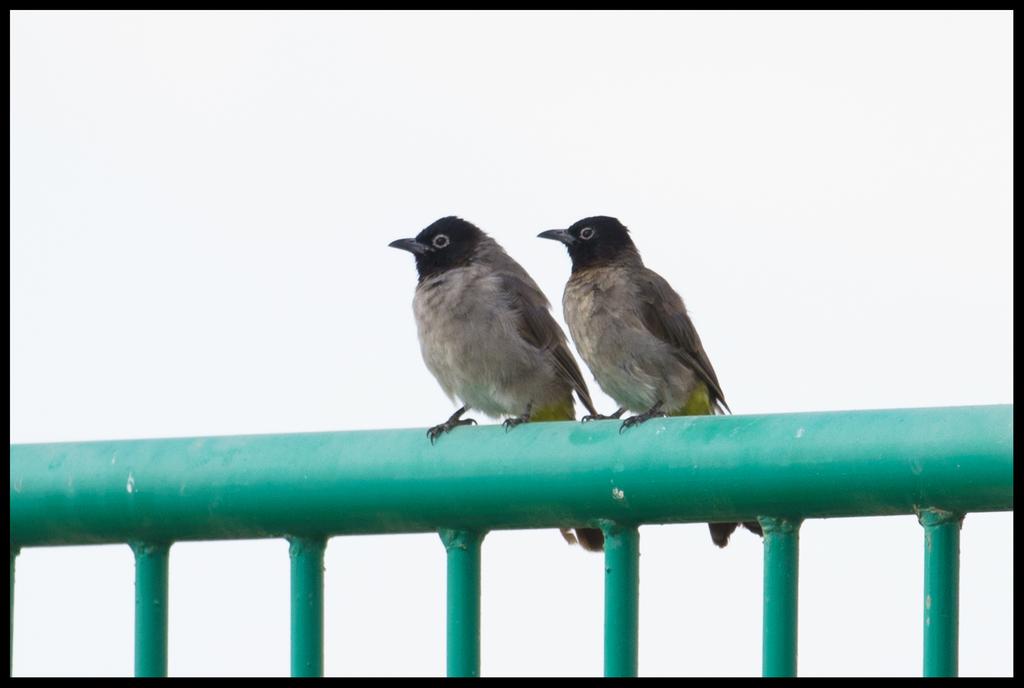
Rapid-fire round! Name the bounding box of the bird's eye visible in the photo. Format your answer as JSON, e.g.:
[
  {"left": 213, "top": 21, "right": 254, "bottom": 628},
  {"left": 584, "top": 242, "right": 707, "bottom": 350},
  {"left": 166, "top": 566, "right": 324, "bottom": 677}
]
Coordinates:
[
  {"left": 579, "top": 227, "right": 595, "bottom": 240},
  {"left": 432, "top": 234, "right": 450, "bottom": 249}
]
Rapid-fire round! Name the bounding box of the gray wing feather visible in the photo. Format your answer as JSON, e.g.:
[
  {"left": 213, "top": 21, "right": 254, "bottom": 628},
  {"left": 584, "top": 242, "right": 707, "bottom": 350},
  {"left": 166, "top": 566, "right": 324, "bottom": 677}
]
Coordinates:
[
  {"left": 635, "top": 268, "right": 730, "bottom": 413},
  {"left": 499, "top": 272, "right": 599, "bottom": 417}
]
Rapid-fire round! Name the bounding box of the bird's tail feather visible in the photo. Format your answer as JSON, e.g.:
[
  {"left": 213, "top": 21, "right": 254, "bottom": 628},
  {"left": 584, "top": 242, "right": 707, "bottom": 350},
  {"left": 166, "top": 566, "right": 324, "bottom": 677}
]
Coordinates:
[
  {"left": 708, "top": 521, "right": 763, "bottom": 547},
  {"left": 538, "top": 404, "right": 605, "bottom": 552},
  {"left": 574, "top": 528, "right": 605, "bottom": 552},
  {"left": 559, "top": 527, "right": 606, "bottom": 552},
  {"left": 708, "top": 522, "right": 738, "bottom": 548},
  {"left": 671, "top": 388, "right": 762, "bottom": 548}
]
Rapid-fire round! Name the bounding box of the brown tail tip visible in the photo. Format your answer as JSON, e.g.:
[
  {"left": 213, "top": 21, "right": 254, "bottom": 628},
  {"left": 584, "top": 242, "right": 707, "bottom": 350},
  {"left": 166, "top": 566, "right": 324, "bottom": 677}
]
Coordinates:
[
  {"left": 574, "top": 527, "right": 605, "bottom": 552},
  {"left": 708, "top": 522, "right": 739, "bottom": 547},
  {"left": 709, "top": 521, "right": 765, "bottom": 547}
]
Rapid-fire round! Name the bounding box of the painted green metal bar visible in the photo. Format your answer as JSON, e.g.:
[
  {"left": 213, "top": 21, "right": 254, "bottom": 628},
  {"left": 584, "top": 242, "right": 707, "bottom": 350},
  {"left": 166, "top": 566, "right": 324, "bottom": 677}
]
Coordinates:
[
  {"left": 919, "top": 509, "right": 962, "bottom": 677},
  {"left": 132, "top": 542, "right": 170, "bottom": 677},
  {"left": 760, "top": 517, "right": 801, "bottom": 677},
  {"left": 10, "top": 547, "right": 16, "bottom": 676},
  {"left": 9, "top": 406, "right": 1011, "bottom": 548},
  {"left": 441, "top": 529, "right": 483, "bottom": 678},
  {"left": 289, "top": 536, "right": 326, "bottom": 677},
  {"left": 603, "top": 523, "right": 639, "bottom": 677}
]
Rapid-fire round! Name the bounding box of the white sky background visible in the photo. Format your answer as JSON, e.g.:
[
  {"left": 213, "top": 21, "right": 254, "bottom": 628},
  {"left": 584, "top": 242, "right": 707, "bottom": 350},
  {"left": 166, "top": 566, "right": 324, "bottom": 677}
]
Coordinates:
[{"left": 10, "top": 10, "right": 1012, "bottom": 677}]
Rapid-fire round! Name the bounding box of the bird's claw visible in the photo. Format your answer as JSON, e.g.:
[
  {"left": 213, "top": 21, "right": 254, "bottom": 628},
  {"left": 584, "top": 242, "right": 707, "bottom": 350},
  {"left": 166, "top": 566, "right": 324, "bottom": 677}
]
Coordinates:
[
  {"left": 427, "top": 417, "right": 477, "bottom": 445},
  {"left": 502, "top": 415, "right": 529, "bottom": 432},
  {"left": 618, "top": 404, "right": 666, "bottom": 434},
  {"left": 582, "top": 408, "right": 625, "bottom": 423},
  {"left": 502, "top": 404, "right": 532, "bottom": 432},
  {"left": 427, "top": 427, "right": 441, "bottom": 444},
  {"left": 618, "top": 417, "right": 639, "bottom": 433}
]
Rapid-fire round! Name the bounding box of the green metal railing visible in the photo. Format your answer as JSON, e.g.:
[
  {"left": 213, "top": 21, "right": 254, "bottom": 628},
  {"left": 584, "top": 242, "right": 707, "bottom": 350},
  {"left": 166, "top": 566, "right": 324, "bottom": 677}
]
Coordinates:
[{"left": 8, "top": 404, "right": 1013, "bottom": 676}]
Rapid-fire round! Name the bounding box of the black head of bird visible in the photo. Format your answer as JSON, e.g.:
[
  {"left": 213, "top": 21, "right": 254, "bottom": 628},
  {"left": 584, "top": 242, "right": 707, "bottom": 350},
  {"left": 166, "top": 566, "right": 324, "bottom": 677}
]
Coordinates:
[
  {"left": 538, "top": 216, "right": 640, "bottom": 272},
  {"left": 389, "top": 216, "right": 485, "bottom": 281}
]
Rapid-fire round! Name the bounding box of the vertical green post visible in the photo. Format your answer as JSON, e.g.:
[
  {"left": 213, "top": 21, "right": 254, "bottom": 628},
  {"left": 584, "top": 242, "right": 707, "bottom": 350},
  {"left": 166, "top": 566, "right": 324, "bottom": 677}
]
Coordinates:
[
  {"left": 919, "top": 509, "right": 962, "bottom": 677},
  {"left": 440, "top": 529, "right": 483, "bottom": 678},
  {"left": 760, "top": 517, "right": 801, "bottom": 677},
  {"left": 288, "top": 536, "right": 326, "bottom": 677},
  {"left": 132, "top": 542, "right": 170, "bottom": 677},
  {"left": 603, "top": 523, "right": 639, "bottom": 678},
  {"left": 10, "top": 547, "right": 17, "bottom": 676}
]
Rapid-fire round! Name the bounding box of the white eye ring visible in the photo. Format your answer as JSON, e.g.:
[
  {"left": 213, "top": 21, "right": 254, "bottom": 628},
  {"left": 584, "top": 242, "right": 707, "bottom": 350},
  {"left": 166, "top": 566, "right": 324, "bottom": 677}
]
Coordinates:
[
  {"left": 579, "top": 227, "right": 595, "bottom": 240},
  {"left": 432, "top": 234, "right": 450, "bottom": 249}
]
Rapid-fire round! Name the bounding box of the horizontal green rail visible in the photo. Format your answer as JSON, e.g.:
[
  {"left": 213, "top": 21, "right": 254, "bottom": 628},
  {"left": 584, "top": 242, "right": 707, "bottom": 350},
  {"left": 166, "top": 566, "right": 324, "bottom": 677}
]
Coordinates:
[
  {"left": 8, "top": 405, "right": 1013, "bottom": 677},
  {"left": 9, "top": 405, "right": 1011, "bottom": 547}
]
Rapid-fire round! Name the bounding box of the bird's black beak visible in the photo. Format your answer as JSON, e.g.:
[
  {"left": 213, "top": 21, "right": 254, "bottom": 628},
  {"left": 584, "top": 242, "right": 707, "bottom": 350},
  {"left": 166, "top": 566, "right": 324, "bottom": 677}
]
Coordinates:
[
  {"left": 388, "top": 238, "right": 430, "bottom": 255},
  {"left": 537, "top": 229, "right": 575, "bottom": 245}
]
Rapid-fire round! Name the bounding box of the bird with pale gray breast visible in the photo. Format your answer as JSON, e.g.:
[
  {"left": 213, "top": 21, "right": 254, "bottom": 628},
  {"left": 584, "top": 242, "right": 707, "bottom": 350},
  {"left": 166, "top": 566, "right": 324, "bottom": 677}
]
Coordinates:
[
  {"left": 389, "top": 216, "right": 605, "bottom": 552},
  {"left": 539, "top": 216, "right": 762, "bottom": 548}
]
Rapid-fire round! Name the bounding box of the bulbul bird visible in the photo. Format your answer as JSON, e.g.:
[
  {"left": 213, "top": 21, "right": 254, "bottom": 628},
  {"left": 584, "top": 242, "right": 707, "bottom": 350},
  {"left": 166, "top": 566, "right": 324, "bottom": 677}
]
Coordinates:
[
  {"left": 389, "top": 216, "right": 605, "bottom": 552},
  {"left": 539, "top": 216, "right": 762, "bottom": 548}
]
